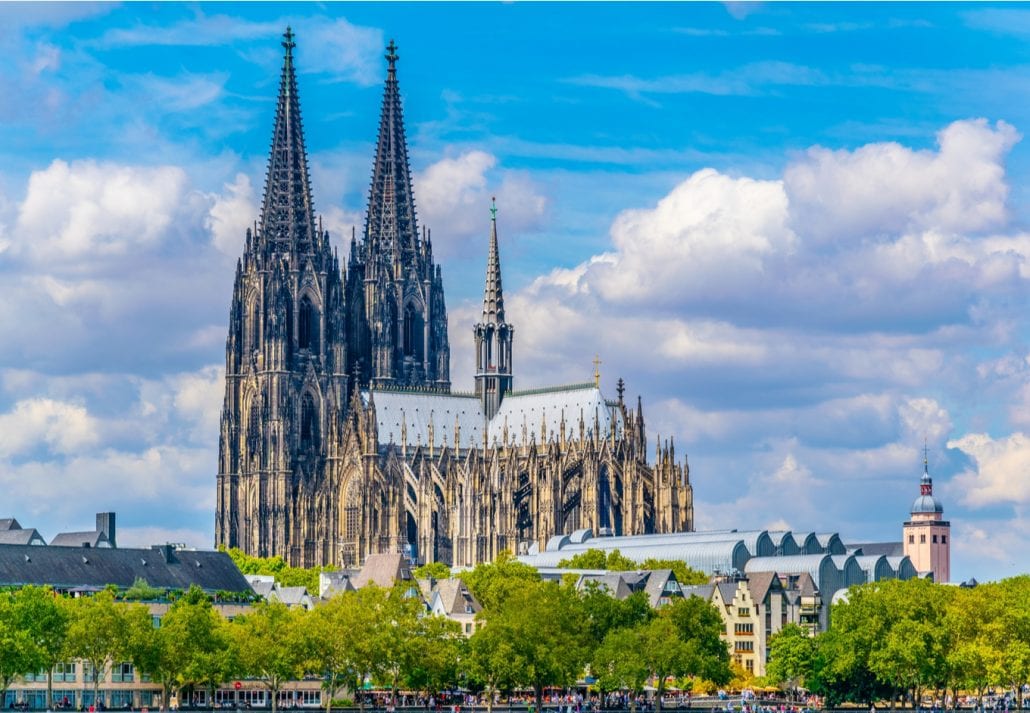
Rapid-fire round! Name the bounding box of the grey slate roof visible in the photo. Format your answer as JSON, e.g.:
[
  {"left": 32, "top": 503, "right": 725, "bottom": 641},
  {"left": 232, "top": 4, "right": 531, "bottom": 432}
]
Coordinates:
[
  {"left": 0, "top": 519, "right": 21, "bottom": 531},
  {"left": 715, "top": 581, "right": 739, "bottom": 605},
  {"left": 352, "top": 552, "right": 411, "bottom": 588},
  {"left": 680, "top": 583, "right": 715, "bottom": 600},
  {"left": 50, "top": 531, "right": 111, "bottom": 548},
  {"left": 0, "top": 528, "right": 46, "bottom": 546},
  {"left": 849, "top": 541, "right": 904, "bottom": 557},
  {"left": 365, "top": 384, "right": 624, "bottom": 450},
  {"left": 431, "top": 578, "right": 482, "bottom": 615},
  {"left": 0, "top": 544, "right": 253, "bottom": 593},
  {"left": 746, "top": 571, "right": 779, "bottom": 604},
  {"left": 642, "top": 569, "right": 677, "bottom": 606}
]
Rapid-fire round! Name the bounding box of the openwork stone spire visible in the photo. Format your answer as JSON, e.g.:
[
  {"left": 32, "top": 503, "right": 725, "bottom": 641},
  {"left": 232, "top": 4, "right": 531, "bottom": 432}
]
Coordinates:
[
  {"left": 260, "top": 26, "right": 318, "bottom": 253},
  {"left": 474, "top": 199, "right": 513, "bottom": 419},
  {"left": 365, "top": 39, "right": 419, "bottom": 262},
  {"left": 482, "top": 197, "right": 506, "bottom": 323}
]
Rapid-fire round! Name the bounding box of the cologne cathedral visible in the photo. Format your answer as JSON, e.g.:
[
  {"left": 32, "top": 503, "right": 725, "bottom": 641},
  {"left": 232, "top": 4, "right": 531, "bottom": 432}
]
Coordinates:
[{"left": 215, "top": 30, "right": 693, "bottom": 568}]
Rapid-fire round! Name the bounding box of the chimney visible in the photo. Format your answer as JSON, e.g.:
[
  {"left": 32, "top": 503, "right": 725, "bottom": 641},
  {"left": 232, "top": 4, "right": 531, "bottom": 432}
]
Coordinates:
[
  {"left": 152, "top": 544, "right": 176, "bottom": 563},
  {"left": 96, "top": 512, "right": 116, "bottom": 548}
]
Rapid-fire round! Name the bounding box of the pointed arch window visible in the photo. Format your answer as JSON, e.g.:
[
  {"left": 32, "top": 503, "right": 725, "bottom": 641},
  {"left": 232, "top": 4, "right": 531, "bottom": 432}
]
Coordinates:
[
  {"left": 248, "top": 398, "right": 261, "bottom": 446},
  {"left": 247, "top": 302, "right": 260, "bottom": 354},
  {"left": 403, "top": 303, "right": 424, "bottom": 359},
  {"left": 300, "top": 393, "right": 318, "bottom": 450},
  {"left": 299, "top": 295, "right": 319, "bottom": 352}
]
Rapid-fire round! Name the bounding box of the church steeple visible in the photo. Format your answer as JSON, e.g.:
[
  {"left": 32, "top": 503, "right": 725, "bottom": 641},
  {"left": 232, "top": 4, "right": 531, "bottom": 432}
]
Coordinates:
[
  {"left": 259, "top": 27, "right": 319, "bottom": 254},
  {"left": 365, "top": 39, "right": 419, "bottom": 264},
  {"left": 475, "top": 199, "right": 514, "bottom": 420},
  {"left": 217, "top": 27, "right": 348, "bottom": 565},
  {"left": 482, "top": 197, "right": 505, "bottom": 323},
  {"left": 351, "top": 40, "right": 450, "bottom": 391}
]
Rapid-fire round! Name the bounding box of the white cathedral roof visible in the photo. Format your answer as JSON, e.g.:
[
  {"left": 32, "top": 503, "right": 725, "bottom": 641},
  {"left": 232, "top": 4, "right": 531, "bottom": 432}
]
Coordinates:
[{"left": 363, "top": 383, "right": 625, "bottom": 451}]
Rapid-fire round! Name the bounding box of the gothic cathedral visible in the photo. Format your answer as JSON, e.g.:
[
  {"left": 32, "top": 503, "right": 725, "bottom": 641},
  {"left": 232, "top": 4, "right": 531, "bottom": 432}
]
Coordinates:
[{"left": 215, "top": 30, "right": 693, "bottom": 568}]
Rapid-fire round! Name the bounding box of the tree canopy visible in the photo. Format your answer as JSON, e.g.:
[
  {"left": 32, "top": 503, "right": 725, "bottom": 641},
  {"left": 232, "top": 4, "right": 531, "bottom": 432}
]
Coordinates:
[{"left": 557, "top": 548, "right": 708, "bottom": 586}]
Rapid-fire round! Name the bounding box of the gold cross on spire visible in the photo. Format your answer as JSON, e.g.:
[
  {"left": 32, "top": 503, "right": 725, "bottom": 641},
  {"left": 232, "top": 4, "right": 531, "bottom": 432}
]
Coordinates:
[{"left": 593, "top": 355, "right": 602, "bottom": 388}]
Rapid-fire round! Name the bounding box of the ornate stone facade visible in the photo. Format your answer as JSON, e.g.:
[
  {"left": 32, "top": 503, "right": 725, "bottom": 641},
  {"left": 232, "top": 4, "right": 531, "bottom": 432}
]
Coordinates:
[{"left": 215, "top": 30, "right": 693, "bottom": 568}]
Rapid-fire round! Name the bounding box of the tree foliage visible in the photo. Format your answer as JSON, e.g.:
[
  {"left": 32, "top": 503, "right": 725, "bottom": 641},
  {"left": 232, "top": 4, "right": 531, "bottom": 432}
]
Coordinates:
[
  {"left": 766, "top": 624, "right": 816, "bottom": 699},
  {"left": 13, "top": 586, "right": 69, "bottom": 709},
  {"left": 461, "top": 550, "right": 541, "bottom": 611},
  {"left": 413, "top": 562, "right": 452, "bottom": 580},
  {"left": 231, "top": 601, "right": 306, "bottom": 713},
  {"left": 128, "top": 586, "right": 232, "bottom": 711},
  {"left": 65, "top": 590, "right": 141, "bottom": 706},
  {"left": 556, "top": 548, "right": 708, "bottom": 586},
  {"left": 775, "top": 576, "right": 1030, "bottom": 709},
  {"left": 470, "top": 579, "right": 589, "bottom": 713},
  {"left": 224, "top": 547, "right": 336, "bottom": 592},
  {"left": 0, "top": 590, "right": 37, "bottom": 704}
]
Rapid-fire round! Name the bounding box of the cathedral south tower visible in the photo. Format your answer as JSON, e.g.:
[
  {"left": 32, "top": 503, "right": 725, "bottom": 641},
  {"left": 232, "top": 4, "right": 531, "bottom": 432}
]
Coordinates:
[
  {"left": 346, "top": 41, "right": 450, "bottom": 390},
  {"left": 216, "top": 29, "right": 349, "bottom": 566}
]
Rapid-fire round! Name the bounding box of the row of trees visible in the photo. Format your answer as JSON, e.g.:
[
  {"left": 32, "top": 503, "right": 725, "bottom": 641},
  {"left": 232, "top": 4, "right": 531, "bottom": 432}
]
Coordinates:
[
  {"left": 766, "top": 576, "right": 1030, "bottom": 709},
  {"left": 554, "top": 549, "right": 709, "bottom": 587},
  {"left": 0, "top": 553, "right": 731, "bottom": 713}
]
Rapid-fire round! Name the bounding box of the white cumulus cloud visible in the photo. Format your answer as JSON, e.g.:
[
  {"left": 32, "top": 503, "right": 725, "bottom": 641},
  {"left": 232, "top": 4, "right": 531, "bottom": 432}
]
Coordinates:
[
  {"left": 948, "top": 432, "right": 1030, "bottom": 507},
  {"left": 13, "top": 159, "right": 193, "bottom": 263},
  {"left": 414, "top": 150, "right": 547, "bottom": 257},
  {"left": 207, "top": 173, "right": 258, "bottom": 255},
  {"left": 0, "top": 398, "right": 99, "bottom": 457},
  {"left": 785, "top": 118, "right": 1020, "bottom": 243}
]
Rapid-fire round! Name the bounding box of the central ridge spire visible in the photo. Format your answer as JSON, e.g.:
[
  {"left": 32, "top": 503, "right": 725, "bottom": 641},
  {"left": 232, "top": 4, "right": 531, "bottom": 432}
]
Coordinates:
[
  {"left": 482, "top": 197, "right": 505, "bottom": 323},
  {"left": 364, "top": 38, "right": 419, "bottom": 264},
  {"left": 260, "top": 26, "right": 318, "bottom": 253}
]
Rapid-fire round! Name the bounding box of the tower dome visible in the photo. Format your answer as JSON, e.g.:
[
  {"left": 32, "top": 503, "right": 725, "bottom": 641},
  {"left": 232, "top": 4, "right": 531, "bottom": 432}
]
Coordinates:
[{"left": 911, "top": 459, "right": 943, "bottom": 515}]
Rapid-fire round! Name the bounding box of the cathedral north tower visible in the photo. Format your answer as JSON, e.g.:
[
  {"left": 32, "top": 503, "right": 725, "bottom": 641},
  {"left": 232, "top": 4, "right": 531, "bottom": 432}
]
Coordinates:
[{"left": 216, "top": 29, "right": 349, "bottom": 565}]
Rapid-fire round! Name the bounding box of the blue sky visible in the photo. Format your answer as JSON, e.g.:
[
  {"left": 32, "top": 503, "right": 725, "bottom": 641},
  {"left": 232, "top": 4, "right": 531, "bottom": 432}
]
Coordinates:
[{"left": 1, "top": 2, "right": 1029, "bottom": 582}]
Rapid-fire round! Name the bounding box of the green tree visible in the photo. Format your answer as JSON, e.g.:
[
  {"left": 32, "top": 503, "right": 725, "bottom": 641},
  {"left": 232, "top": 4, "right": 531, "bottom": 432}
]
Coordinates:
[
  {"left": 766, "top": 624, "right": 816, "bottom": 699},
  {"left": 638, "top": 559, "right": 709, "bottom": 586},
  {"left": 13, "top": 586, "right": 70, "bottom": 709},
  {"left": 122, "top": 577, "right": 165, "bottom": 601},
  {"left": 468, "top": 619, "right": 522, "bottom": 713},
  {"left": 988, "top": 577, "right": 1030, "bottom": 711},
  {"left": 664, "top": 596, "right": 731, "bottom": 685},
  {"left": 592, "top": 626, "right": 650, "bottom": 705},
  {"left": 0, "top": 591, "right": 37, "bottom": 707},
  {"left": 462, "top": 550, "right": 541, "bottom": 611},
  {"left": 413, "top": 562, "right": 452, "bottom": 580},
  {"left": 65, "top": 590, "right": 137, "bottom": 708},
  {"left": 402, "top": 613, "right": 463, "bottom": 696},
  {"left": 128, "top": 586, "right": 230, "bottom": 711},
  {"left": 867, "top": 580, "right": 952, "bottom": 707},
  {"left": 305, "top": 594, "right": 359, "bottom": 713},
  {"left": 474, "top": 579, "right": 589, "bottom": 713},
  {"left": 558, "top": 548, "right": 638, "bottom": 571},
  {"left": 945, "top": 585, "right": 994, "bottom": 710},
  {"left": 223, "top": 547, "right": 335, "bottom": 593},
  {"left": 594, "top": 615, "right": 694, "bottom": 710},
  {"left": 231, "top": 601, "right": 307, "bottom": 713},
  {"left": 375, "top": 587, "right": 426, "bottom": 702},
  {"left": 579, "top": 583, "right": 654, "bottom": 648}
]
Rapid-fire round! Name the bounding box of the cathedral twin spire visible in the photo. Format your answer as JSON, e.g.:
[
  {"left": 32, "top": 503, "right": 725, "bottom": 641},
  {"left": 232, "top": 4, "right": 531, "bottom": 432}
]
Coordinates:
[
  {"left": 259, "top": 27, "right": 321, "bottom": 256},
  {"left": 364, "top": 39, "right": 421, "bottom": 269}
]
